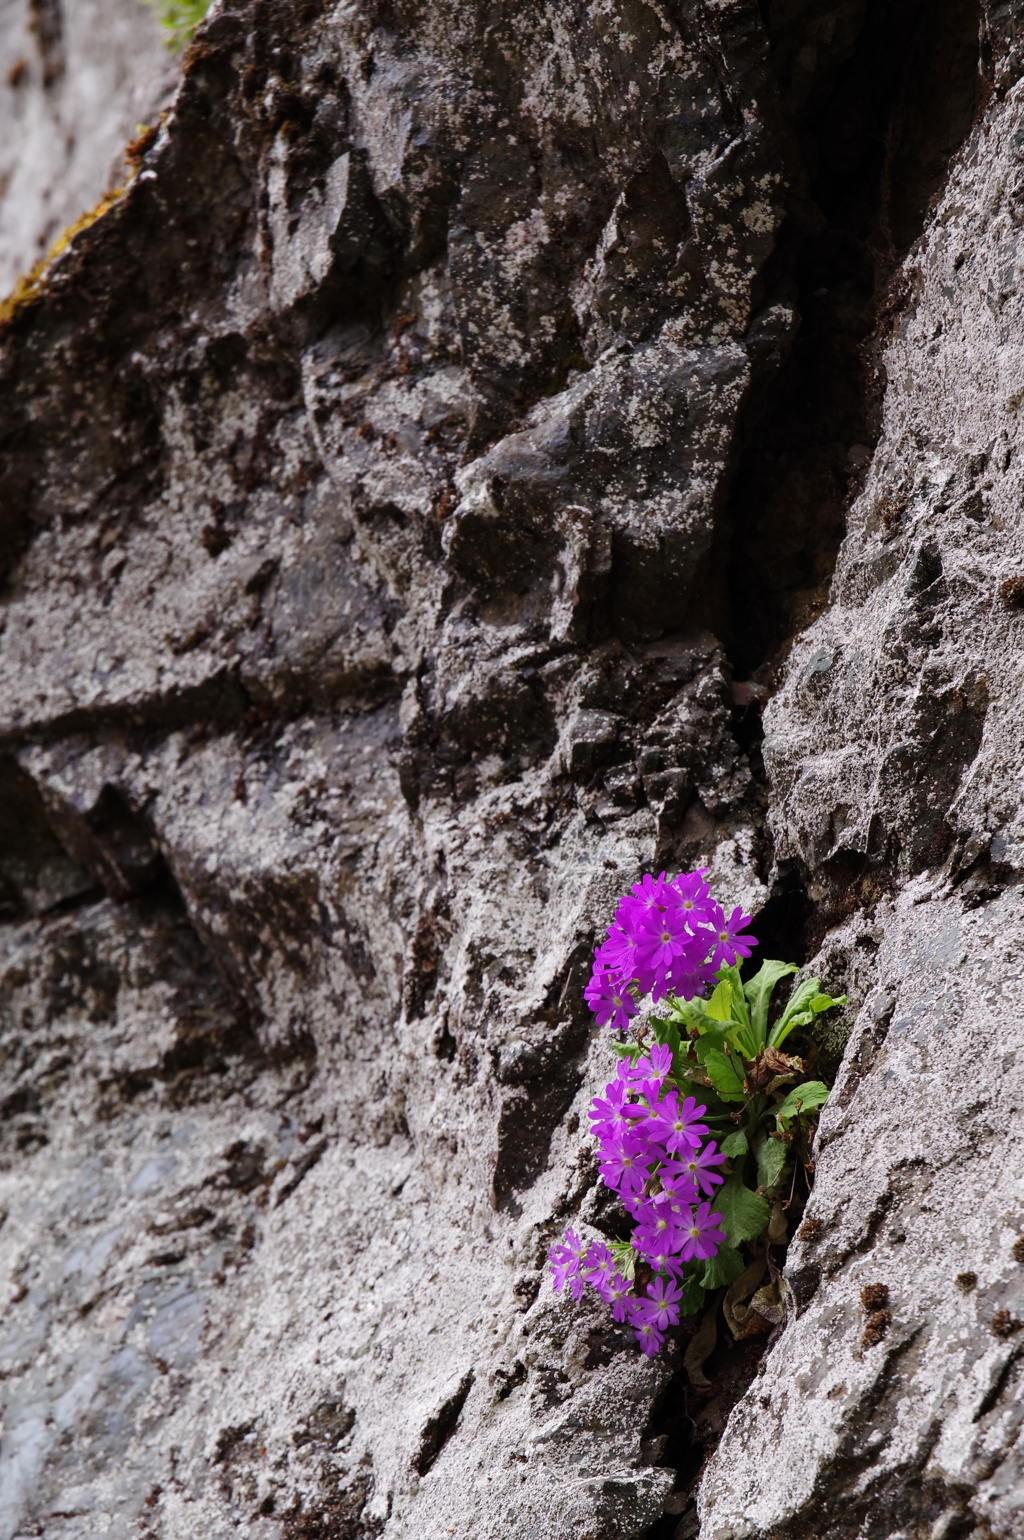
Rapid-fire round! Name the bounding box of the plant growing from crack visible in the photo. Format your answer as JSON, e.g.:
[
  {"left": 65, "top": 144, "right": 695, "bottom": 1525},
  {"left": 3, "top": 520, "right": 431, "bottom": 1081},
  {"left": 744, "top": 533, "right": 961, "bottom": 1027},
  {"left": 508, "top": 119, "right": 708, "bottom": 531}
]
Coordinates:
[
  {"left": 549, "top": 869, "right": 845, "bottom": 1357},
  {"left": 144, "top": 0, "right": 210, "bottom": 50}
]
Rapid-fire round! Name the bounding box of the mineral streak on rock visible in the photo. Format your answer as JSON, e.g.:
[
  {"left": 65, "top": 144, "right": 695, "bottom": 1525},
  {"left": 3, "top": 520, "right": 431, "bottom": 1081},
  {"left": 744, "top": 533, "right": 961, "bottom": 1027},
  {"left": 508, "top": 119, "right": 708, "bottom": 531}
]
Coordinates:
[{"left": 1, "top": 1, "right": 1023, "bottom": 1538}]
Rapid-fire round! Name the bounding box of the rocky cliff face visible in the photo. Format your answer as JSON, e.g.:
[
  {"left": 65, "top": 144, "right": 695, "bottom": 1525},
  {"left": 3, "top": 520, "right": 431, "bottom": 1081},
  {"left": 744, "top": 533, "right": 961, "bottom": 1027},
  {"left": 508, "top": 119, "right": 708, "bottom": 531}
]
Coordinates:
[{"left": 1, "top": 3, "right": 1023, "bottom": 1538}]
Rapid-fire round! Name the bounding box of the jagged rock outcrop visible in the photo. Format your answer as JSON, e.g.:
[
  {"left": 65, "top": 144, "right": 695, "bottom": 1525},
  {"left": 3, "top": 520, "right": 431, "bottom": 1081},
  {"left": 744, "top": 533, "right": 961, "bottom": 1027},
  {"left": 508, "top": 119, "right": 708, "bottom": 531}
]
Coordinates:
[{"left": 2, "top": 2, "right": 1024, "bottom": 1539}]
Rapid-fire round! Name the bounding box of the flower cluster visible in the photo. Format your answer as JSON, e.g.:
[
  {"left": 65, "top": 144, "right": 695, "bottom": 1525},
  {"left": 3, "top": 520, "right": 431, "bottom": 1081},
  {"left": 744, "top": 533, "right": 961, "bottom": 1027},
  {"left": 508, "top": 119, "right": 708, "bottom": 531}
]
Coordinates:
[
  {"left": 550, "top": 1043, "right": 726, "bottom": 1355},
  {"left": 584, "top": 870, "right": 756, "bottom": 1030},
  {"left": 550, "top": 869, "right": 844, "bottom": 1357}
]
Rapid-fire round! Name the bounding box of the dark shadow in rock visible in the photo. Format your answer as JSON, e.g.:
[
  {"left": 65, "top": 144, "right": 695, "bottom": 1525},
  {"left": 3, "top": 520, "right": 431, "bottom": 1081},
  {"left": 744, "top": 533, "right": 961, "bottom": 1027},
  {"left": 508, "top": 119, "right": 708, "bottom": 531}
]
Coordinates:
[
  {"left": 747, "top": 865, "right": 814, "bottom": 970},
  {"left": 281, "top": 1485, "right": 382, "bottom": 1540},
  {"left": 0, "top": 869, "right": 266, "bottom": 1153},
  {"left": 42, "top": 782, "right": 167, "bottom": 901},
  {"left": 492, "top": 946, "right": 593, "bottom": 1208},
  {"left": 100, "top": 883, "right": 266, "bottom": 1110},
  {"left": 641, "top": 1326, "right": 770, "bottom": 1540},
  {"left": 725, "top": 0, "right": 984, "bottom": 681},
  {"left": 493, "top": 1074, "right": 584, "bottom": 1212},
  {"left": 0, "top": 756, "right": 97, "bottom": 919},
  {"left": 412, "top": 1371, "right": 474, "bottom": 1477}
]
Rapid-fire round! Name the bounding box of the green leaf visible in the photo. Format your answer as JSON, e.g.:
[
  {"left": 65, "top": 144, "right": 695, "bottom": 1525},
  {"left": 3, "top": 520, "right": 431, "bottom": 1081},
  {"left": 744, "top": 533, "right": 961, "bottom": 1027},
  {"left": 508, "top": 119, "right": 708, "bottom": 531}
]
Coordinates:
[
  {"left": 609, "top": 1239, "right": 638, "bottom": 1282},
  {"left": 777, "top": 1011, "right": 812, "bottom": 1035},
  {"left": 692, "top": 1023, "right": 731, "bottom": 1059},
  {"left": 720, "top": 1128, "right": 749, "bottom": 1158},
  {"left": 701, "top": 1048, "right": 746, "bottom": 1103},
  {"left": 143, "top": 0, "right": 211, "bottom": 50},
  {"left": 753, "top": 1130, "right": 788, "bottom": 1191},
  {"left": 705, "top": 980, "right": 735, "bottom": 1022},
  {"left": 714, "top": 964, "right": 748, "bottom": 1017},
  {"left": 714, "top": 1173, "right": 771, "bottom": 1247},
  {"left": 775, "top": 1080, "right": 830, "bottom": 1127},
  {"left": 664, "top": 994, "right": 708, "bottom": 1032},
  {"left": 684, "top": 1086, "right": 734, "bottom": 1122},
  {"left": 743, "top": 961, "right": 799, "bottom": 1051},
  {"left": 690, "top": 1015, "right": 746, "bottom": 1057},
  {"left": 714, "top": 964, "right": 756, "bottom": 1051},
  {"left": 714, "top": 960, "right": 754, "bottom": 1022},
  {"left": 649, "top": 1017, "right": 684, "bottom": 1057},
  {"left": 767, "top": 977, "right": 818, "bottom": 1046},
  {"left": 679, "top": 1270, "right": 706, "bottom": 1316},
  {"left": 683, "top": 1008, "right": 719, "bottom": 1039},
  {"left": 675, "top": 1063, "right": 714, "bottom": 1092},
  {"left": 769, "top": 979, "right": 847, "bottom": 1048},
  {"left": 700, "top": 1246, "right": 747, "bottom": 1290}
]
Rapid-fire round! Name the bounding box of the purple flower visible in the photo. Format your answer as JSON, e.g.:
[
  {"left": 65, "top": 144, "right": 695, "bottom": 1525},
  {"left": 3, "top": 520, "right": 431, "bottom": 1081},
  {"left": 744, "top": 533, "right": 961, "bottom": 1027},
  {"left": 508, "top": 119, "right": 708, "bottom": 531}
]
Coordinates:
[
  {"left": 585, "top": 872, "right": 759, "bottom": 1028},
  {"left": 667, "top": 870, "right": 711, "bottom": 923},
  {"left": 588, "top": 1080, "right": 634, "bottom": 1142},
  {"left": 593, "top": 1078, "right": 629, "bottom": 1112},
  {"left": 598, "top": 1133, "right": 651, "bottom": 1195},
  {"left": 634, "top": 904, "right": 696, "bottom": 974},
  {"left": 640, "top": 1243, "right": 684, "bottom": 1277},
  {"left": 632, "top": 1043, "right": 673, "bottom": 1096},
  {"left": 634, "top": 1201, "right": 684, "bottom": 1259},
  {"left": 614, "top": 1056, "right": 645, "bottom": 1088},
  {"left": 707, "top": 902, "right": 758, "bottom": 969},
  {"left": 621, "top": 1188, "right": 649, "bottom": 1222},
  {"left": 677, "top": 1203, "right": 725, "bottom": 1261},
  {"left": 553, "top": 869, "right": 765, "bottom": 1355},
  {"left": 632, "top": 1315, "right": 665, "bottom": 1357},
  {"left": 623, "top": 1186, "right": 676, "bottom": 1235},
  {"left": 584, "top": 967, "right": 638, "bottom": 1031},
  {"left": 640, "top": 1194, "right": 679, "bottom": 1235},
  {"left": 549, "top": 1227, "right": 588, "bottom": 1297},
  {"left": 655, "top": 1162, "right": 700, "bottom": 1208},
  {"left": 581, "top": 1242, "right": 616, "bottom": 1295},
  {"left": 596, "top": 924, "right": 636, "bottom": 982},
  {"left": 616, "top": 872, "right": 672, "bottom": 932},
  {"left": 678, "top": 1142, "right": 726, "bottom": 1196},
  {"left": 637, "top": 1276, "right": 683, "bottom": 1330},
  {"left": 645, "top": 1092, "right": 709, "bottom": 1156},
  {"left": 597, "top": 1113, "right": 654, "bottom": 1169},
  {"left": 605, "top": 1271, "right": 634, "bottom": 1322},
  {"left": 667, "top": 962, "right": 719, "bottom": 1002}
]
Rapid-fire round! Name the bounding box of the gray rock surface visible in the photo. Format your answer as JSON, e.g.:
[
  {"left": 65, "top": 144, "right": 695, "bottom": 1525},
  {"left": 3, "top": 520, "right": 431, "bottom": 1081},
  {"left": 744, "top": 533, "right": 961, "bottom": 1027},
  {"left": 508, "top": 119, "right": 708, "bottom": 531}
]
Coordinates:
[
  {"left": 3, "top": 1, "right": 1024, "bottom": 1538},
  {"left": 702, "top": 883, "right": 1024, "bottom": 1540},
  {"left": 703, "top": 55, "right": 1024, "bottom": 1540},
  {"left": 0, "top": 0, "right": 177, "bottom": 295}
]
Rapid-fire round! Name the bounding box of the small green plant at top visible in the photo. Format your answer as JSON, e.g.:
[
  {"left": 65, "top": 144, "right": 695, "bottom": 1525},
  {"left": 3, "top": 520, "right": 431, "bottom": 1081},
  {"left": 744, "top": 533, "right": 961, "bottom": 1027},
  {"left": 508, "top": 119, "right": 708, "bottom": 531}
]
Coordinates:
[
  {"left": 145, "top": 0, "right": 210, "bottom": 51},
  {"left": 549, "top": 869, "right": 845, "bottom": 1355}
]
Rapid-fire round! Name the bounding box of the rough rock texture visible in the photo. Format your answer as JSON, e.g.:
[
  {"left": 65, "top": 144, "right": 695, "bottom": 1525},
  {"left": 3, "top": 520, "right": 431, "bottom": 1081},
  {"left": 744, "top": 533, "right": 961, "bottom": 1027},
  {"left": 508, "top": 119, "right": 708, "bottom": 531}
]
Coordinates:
[
  {"left": 704, "top": 50, "right": 1024, "bottom": 1540},
  {"left": 3, "top": 2, "right": 1024, "bottom": 1539},
  {"left": 0, "top": 0, "right": 177, "bottom": 294}
]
